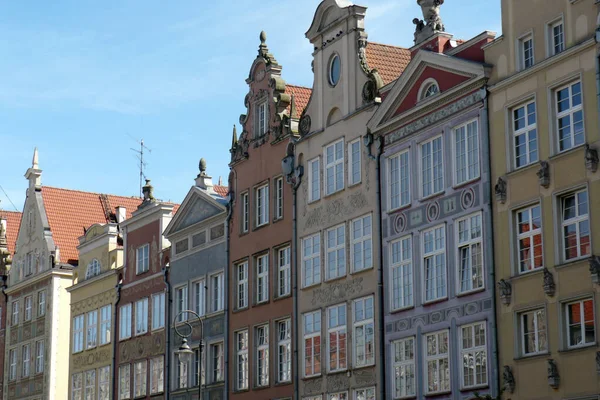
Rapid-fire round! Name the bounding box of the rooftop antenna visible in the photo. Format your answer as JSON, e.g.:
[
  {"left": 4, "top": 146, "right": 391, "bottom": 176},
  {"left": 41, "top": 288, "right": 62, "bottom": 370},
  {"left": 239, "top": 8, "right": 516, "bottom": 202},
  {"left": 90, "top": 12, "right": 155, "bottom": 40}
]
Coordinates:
[{"left": 130, "top": 138, "right": 152, "bottom": 198}]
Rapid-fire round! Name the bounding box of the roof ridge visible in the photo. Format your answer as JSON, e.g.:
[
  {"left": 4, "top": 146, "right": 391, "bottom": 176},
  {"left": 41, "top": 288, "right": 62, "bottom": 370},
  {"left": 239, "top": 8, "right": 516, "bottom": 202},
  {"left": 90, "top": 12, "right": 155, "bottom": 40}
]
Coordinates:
[
  {"left": 367, "top": 41, "right": 410, "bottom": 51},
  {"left": 43, "top": 185, "right": 141, "bottom": 200}
]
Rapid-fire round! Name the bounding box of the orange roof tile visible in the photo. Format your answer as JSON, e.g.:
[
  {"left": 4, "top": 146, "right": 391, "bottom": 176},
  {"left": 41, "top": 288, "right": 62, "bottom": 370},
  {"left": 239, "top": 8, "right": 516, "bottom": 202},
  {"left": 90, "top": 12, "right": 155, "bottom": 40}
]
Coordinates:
[
  {"left": 213, "top": 185, "right": 229, "bottom": 198},
  {"left": 285, "top": 84, "right": 312, "bottom": 116},
  {"left": 366, "top": 42, "right": 412, "bottom": 86},
  {"left": 1, "top": 210, "right": 22, "bottom": 255}
]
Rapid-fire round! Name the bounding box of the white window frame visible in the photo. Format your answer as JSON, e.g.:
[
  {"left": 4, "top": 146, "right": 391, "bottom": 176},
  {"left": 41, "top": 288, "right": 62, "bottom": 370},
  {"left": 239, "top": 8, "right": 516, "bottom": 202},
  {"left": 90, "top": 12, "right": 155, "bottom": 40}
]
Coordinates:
[
  {"left": 278, "top": 246, "right": 291, "bottom": 297},
  {"left": 348, "top": 138, "right": 361, "bottom": 186},
  {"left": 329, "top": 392, "right": 348, "bottom": 400},
  {"left": 256, "top": 324, "right": 270, "bottom": 387},
  {"left": 86, "top": 258, "right": 101, "bottom": 279},
  {"left": 11, "top": 300, "right": 18, "bottom": 326},
  {"left": 99, "top": 305, "right": 111, "bottom": 345},
  {"left": 38, "top": 290, "right": 46, "bottom": 317},
  {"left": 236, "top": 262, "right": 248, "bottom": 309},
  {"left": 177, "top": 355, "right": 189, "bottom": 389},
  {"left": 72, "top": 372, "right": 83, "bottom": 400},
  {"left": 516, "top": 204, "right": 543, "bottom": 273},
  {"left": 119, "top": 364, "right": 131, "bottom": 400},
  {"left": 565, "top": 298, "right": 595, "bottom": 349},
  {"left": 555, "top": 80, "right": 584, "bottom": 152},
  {"left": 210, "top": 272, "right": 224, "bottom": 313},
  {"left": 84, "top": 370, "right": 95, "bottom": 400},
  {"left": 136, "top": 244, "right": 149, "bottom": 274},
  {"left": 302, "top": 233, "right": 321, "bottom": 288},
  {"left": 456, "top": 213, "right": 484, "bottom": 294},
  {"left": 392, "top": 337, "right": 415, "bottom": 399},
  {"left": 24, "top": 295, "right": 32, "bottom": 321},
  {"left": 512, "top": 100, "right": 538, "bottom": 169},
  {"left": 420, "top": 135, "right": 444, "bottom": 198},
  {"left": 519, "top": 308, "right": 547, "bottom": 356},
  {"left": 324, "top": 139, "right": 345, "bottom": 195},
  {"left": 460, "top": 321, "right": 488, "bottom": 389},
  {"left": 418, "top": 78, "right": 440, "bottom": 100},
  {"left": 308, "top": 157, "right": 321, "bottom": 202},
  {"left": 424, "top": 329, "right": 450, "bottom": 394},
  {"left": 175, "top": 285, "right": 188, "bottom": 322},
  {"left": 241, "top": 192, "right": 249, "bottom": 233},
  {"left": 235, "top": 330, "right": 249, "bottom": 390},
  {"left": 256, "top": 184, "right": 269, "bottom": 227},
  {"left": 423, "top": 225, "right": 447, "bottom": 303},
  {"left": 327, "top": 303, "right": 347, "bottom": 372},
  {"left": 256, "top": 254, "right": 269, "bottom": 304},
  {"left": 151, "top": 292, "right": 165, "bottom": 331},
  {"left": 73, "top": 314, "right": 84, "bottom": 353},
  {"left": 256, "top": 100, "right": 268, "bottom": 138},
  {"left": 560, "top": 189, "right": 590, "bottom": 261},
  {"left": 548, "top": 18, "right": 564, "bottom": 56},
  {"left": 209, "top": 341, "right": 224, "bottom": 383},
  {"left": 389, "top": 149, "right": 411, "bottom": 211},
  {"left": 326, "top": 224, "right": 346, "bottom": 280},
  {"left": 303, "top": 310, "right": 322, "bottom": 377},
  {"left": 453, "top": 119, "right": 480, "bottom": 185},
  {"left": 351, "top": 214, "right": 372, "bottom": 273},
  {"left": 133, "top": 360, "right": 147, "bottom": 398},
  {"left": 98, "top": 365, "right": 111, "bottom": 400},
  {"left": 353, "top": 387, "right": 375, "bottom": 400},
  {"left": 519, "top": 33, "right": 534, "bottom": 70},
  {"left": 275, "top": 176, "right": 284, "bottom": 219},
  {"left": 22, "top": 343, "right": 31, "bottom": 377},
  {"left": 192, "top": 280, "right": 205, "bottom": 317},
  {"left": 390, "top": 235, "right": 413, "bottom": 311},
  {"left": 8, "top": 348, "right": 16, "bottom": 381},
  {"left": 86, "top": 309, "right": 98, "bottom": 348},
  {"left": 35, "top": 340, "right": 44, "bottom": 374},
  {"left": 119, "top": 303, "right": 132, "bottom": 340},
  {"left": 135, "top": 298, "right": 148, "bottom": 336},
  {"left": 353, "top": 296, "right": 375, "bottom": 368},
  {"left": 194, "top": 346, "right": 206, "bottom": 386},
  {"left": 277, "top": 319, "right": 292, "bottom": 383}
]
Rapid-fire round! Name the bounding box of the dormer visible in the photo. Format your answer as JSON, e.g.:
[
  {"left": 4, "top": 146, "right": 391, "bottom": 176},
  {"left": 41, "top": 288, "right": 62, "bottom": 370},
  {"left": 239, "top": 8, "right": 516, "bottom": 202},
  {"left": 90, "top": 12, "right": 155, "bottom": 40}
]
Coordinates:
[{"left": 74, "top": 223, "right": 122, "bottom": 285}]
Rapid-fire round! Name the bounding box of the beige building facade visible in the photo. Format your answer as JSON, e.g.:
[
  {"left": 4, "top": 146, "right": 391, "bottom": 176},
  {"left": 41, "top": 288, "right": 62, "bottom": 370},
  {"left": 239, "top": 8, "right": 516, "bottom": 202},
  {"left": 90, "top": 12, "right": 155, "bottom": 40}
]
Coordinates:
[{"left": 484, "top": 0, "right": 600, "bottom": 398}]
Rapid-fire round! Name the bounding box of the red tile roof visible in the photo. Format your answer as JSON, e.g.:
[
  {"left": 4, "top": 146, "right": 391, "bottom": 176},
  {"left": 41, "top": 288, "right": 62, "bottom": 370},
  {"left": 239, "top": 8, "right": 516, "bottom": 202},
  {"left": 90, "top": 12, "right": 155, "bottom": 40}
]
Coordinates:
[
  {"left": 285, "top": 84, "right": 312, "bottom": 116},
  {"left": 213, "top": 185, "right": 229, "bottom": 198},
  {"left": 366, "top": 42, "right": 412, "bottom": 86},
  {"left": 1, "top": 210, "right": 22, "bottom": 255}
]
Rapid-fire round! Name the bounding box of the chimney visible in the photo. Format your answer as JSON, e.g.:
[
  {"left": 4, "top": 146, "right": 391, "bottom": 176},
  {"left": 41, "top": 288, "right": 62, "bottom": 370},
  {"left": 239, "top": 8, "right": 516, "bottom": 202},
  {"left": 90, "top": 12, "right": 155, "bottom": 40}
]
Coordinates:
[
  {"left": 116, "top": 207, "right": 127, "bottom": 223},
  {"left": 195, "top": 158, "right": 214, "bottom": 191}
]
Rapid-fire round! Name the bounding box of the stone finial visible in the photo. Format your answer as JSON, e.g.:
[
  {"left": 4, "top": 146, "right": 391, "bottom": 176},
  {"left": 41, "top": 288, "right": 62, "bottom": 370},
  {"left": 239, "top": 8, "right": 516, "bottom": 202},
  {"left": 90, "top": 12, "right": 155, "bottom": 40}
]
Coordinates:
[
  {"left": 231, "top": 125, "right": 238, "bottom": 148},
  {"left": 199, "top": 158, "right": 207, "bottom": 176},
  {"left": 32, "top": 147, "right": 39, "bottom": 169},
  {"left": 260, "top": 31, "right": 267, "bottom": 44},
  {"left": 495, "top": 176, "right": 507, "bottom": 204},
  {"left": 142, "top": 179, "right": 155, "bottom": 202},
  {"left": 585, "top": 144, "right": 599, "bottom": 173},
  {"left": 497, "top": 279, "right": 512, "bottom": 305},
  {"left": 547, "top": 359, "right": 560, "bottom": 389},
  {"left": 503, "top": 365, "right": 515, "bottom": 394},
  {"left": 258, "top": 30, "right": 269, "bottom": 59},
  {"left": 195, "top": 160, "right": 214, "bottom": 191},
  {"left": 543, "top": 268, "right": 556, "bottom": 296},
  {"left": 414, "top": 0, "right": 445, "bottom": 44},
  {"left": 537, "top": 160, "right": 550, "bottom": 188}
]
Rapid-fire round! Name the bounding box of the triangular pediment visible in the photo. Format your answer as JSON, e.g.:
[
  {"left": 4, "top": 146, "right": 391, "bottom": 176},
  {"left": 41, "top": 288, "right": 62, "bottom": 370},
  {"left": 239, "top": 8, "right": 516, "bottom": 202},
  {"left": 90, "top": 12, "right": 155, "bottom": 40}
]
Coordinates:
[{"left": 164, "top": 187, "right": 226, "bottom": 237}]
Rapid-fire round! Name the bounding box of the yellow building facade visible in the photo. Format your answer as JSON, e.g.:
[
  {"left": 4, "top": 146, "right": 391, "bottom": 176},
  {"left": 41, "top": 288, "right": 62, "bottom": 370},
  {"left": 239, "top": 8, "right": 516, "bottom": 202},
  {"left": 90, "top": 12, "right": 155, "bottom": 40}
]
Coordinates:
[
  {"left": 484, "top": 0, "right": 600, "bottom": 398},
  {"left": 68, "top": 223, "right": 123, "bottom": 400}
]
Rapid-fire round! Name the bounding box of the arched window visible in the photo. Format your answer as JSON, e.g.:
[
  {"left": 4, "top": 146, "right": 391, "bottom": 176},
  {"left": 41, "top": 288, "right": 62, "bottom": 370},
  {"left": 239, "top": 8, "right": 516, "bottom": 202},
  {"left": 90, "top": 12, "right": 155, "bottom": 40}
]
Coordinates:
[
  {"left": 418, "top": 78, "right": 440, "bottom": 100},
  {"left": 86, "top": 259, "right": 101, "bottom": 279}
]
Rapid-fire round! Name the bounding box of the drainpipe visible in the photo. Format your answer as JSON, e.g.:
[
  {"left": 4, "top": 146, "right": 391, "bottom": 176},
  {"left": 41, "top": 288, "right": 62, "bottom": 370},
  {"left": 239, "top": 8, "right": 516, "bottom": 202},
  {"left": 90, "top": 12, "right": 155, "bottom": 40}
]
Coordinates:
[
  {"left": 595, "top": 27, "right": 600, "bottom": 119},
  {"left": 224, "top": 198, "right": 234, "bottom": 400},
  {"left": 112, "top": 276, "right": 123, "bottom": 399},
  {"left": 163, "top": 264, "right": 171, "bottom": 397}
]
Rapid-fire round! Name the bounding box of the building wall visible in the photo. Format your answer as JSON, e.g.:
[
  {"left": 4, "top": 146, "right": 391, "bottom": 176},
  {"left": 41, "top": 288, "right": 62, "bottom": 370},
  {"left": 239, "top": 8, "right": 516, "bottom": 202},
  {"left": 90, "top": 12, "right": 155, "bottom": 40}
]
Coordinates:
[{"left": 485, "top": 0, "right": 600, "bottom": 398}]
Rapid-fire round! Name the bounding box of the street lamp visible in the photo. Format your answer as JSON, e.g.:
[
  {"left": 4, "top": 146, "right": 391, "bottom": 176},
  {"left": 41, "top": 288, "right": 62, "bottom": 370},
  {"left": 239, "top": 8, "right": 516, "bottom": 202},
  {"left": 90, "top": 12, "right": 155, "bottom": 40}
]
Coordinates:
[{"left": 173, "top": 310, "right": 204, "bottom": 400}]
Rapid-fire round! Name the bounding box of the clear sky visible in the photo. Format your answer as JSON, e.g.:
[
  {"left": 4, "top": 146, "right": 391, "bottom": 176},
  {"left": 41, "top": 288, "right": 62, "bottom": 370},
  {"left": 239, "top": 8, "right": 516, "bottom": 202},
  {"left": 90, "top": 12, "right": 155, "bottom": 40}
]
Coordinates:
[{"left": 0, "top": 0, "right": 501, "bottom": 211}]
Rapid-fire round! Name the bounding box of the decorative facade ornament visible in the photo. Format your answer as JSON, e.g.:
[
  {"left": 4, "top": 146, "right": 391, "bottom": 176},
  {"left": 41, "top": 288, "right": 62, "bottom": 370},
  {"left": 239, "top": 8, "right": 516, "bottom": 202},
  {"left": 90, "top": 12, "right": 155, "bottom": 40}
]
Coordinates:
[
  {"left": 537, "top": 160, "right": 550, "bottom": 188},
  {"left": 413, "top": 0, "right": 445, "bottom": 45},
  {"left": 503, "top": 365, "right": 515, "bottom": 393},
  {"left": 589, "top": 255, "right": 600, "bottom": 284},
  {"left": 547, "top": 359, "right": 560, "bottom": 389},
  {"left": 495, "top": 176, "right": 507, "bottom": 204},
  {"left": 139, "top": 179, "right": 156, "bottom": 208},
  {"left": 543, "top": 268, "right": 556, "bottom": 296},
  {"left": 497, "top": 279, "right": 512, "bottom": 305},
  {"left": 357, "top": 31, "right": 384, "bottom": 104},
  {"left": 585, "top": 143, "right": 599, "bottom": 172},
  {"left": 299, "top": 113, "right": 311, "bottom": 136}
]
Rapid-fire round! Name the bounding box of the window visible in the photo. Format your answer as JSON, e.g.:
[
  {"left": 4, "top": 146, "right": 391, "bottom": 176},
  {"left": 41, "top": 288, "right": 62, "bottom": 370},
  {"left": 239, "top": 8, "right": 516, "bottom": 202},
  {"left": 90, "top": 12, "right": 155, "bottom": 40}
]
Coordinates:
[
  {"left": 177, "top": 356, "right": 189, "bottom": 389},
  {"left": 423, "top": 225, "right": 447, "bottom": 302},
  {"left": 256, "top": 101, "right": 268, "bottom": 137},
  {"left": 561, "top": 189, "right": 590, "bottom": 260},
  {"left": 236, "top": 262, "right": 248, "bottom": 309},
  {"left": 86, "top": 310, "right": 98, "bottom": 348},
  {"left": 454, "top": 120, "right": 479, "bottom": 185},
  {"left": 348, "top": 139, "right": 361, "bottom": 185},
  {"left": 303, "top": 234, "right": 321, "bottom": 287},
  {"left": 151, "top": 293, "right": 165, "bottom": 330},
  {"left": 210, "top": 273, "right": 224, "bottom": 313},
  {"left": 329, "top": 54, "right": 341, "bottom": 86},
  {"left": 241, "top": 192, "right": 249, "bottom": 233},
  {"left": 326, "top": 224, "right": 346, "bottom": 280},
  {"left": 352, "top": 215, "right": 372, "bottom": 273},
  {"left": 119, "top": 364, "right": 131, "bottom": 399},
  {"left": 136, "top": 244, "right": 149, "bottom": 274},
  {"left": 175, "top": 286, "right": 188, "bottom": 322},
  {"left": 460, "top": 322, "right": 487, "bottom": 388},
  {"left": 98, "top": 366, "right": 110, "bottom": 400},
  {"left": 22, "top": 344, "right": 30, "bottom": 377},
  {"left": 556, "top": 81, "right": 584, "bottom": 152},
  {"left": 425, "top": 330, "right": 450, "bottom": 394},
  {"left": 210, "top": 342, "right": 224, "bottom": 383},
  {"left": 391, "top": 236, "right": 413, "bottom": 310},
  {"left": 420, "top": 136, "right": 444, "bottom": 198},
  {"left": 35, "top": 340, "right": 44, "bottom": 373},
  {"left": 520, "top": 34, "right": 534, "bottom": 69},
  {"left": 8, "top": 349, "right": 16, "bottom": 380},
  {"left": 520, "top": 308, "right": 547, "bottom": 355},
  {"left": 457, "top": 213, "right": 484, "bottom": 294},
  {"left": 304, "top": 310, "right": 322, "bottom": 377},
  {"left": 389, "top": 150, "right": 410, "bottom": 210},
  {"left": 354, "top": 388, "right": 375, "bottom": 400},
  {"left": 393, "top": 337, "right": 416, "bottom": 398},
  {"left": 72, "top": 373, "right": 83, "bottom": 400},
  {"left": 256, "top": 184, "right": 269, "bottom": 227},
  {"left": 134, "top": 360, "right": 147, "bottom": 397},
  {"left": 325, "top": 139, "right": 344, "bottom": 195},
  {"left": 278, "top": 246, "right": 291, "bottom": 297},
  {"left": 194, "top": 347, "right": 206, "bottom": 386},
  {"left": 275, "top": 177, "right": 284, "bottom": 219},
  {"left": 255, "top": 324, "right": 269, "bottom": 386},
  {"left": 135, "top": 298, "right": 148, "bottom": 335},
  {"left": 565, "top": 298, "right": 595, "bottom": 348},
  {"left": 150, "top": 357, "right": 164, "bottom": 394},
  {"left": 119, "top": 304, "right": 132, "bottom": 340},
  {"left": 256, "top": 254, "right": 269, "bottom": 304},
  {"left": 85, "top": 370, "right": 95, "bottom": 400},
  {"left": 99, "top": 305, "right": 111, "bottom": 345},
  {"left": 73, "top": 314, "right": 84, "bottom": 353},
  {"left": 86, "top": 259, "right": 101, "bottom": 279},
  {"left": 11, "top": 300, "right": 18, "bottom": 326},
  {"left": 305, "top": 397, "right": 323, "bottom": 400},
  {"left": 236, "top": 330, "right": 249, "bottom": 390},
  {"left": 550, "top": 20, "right": 564, "bottom": 55},
  {"left": 327, "top": 304, "right": 347, "bottom": 372},
  {"left": 308, "top": 158, "right": 321, "bottom": 202},
  {"left": 37, "top": 290, "right": 46, "bottom": 317},
  {"left": 277, "top": 319, "right": 291, "bottom": 382},
  {"left": 424, "top": 83, "right": 439, "bottom": 98},
  {"left": 25, "top": 251, "right": 33, "bottom": 276},
  {"left": 329, "top": 393, "right": 348, "bottom": 400},
  {"left": 353, "top": 296, "right": 375, "bottom": 367},
  {"left": 516, "top": 204, "right": 543, "bottom": 273},
  {"left": 24, "top": 295, "right": 32, "bottom": 321},
  {"left": 512, "top": 101, "right": 538, "bottom": 168}
]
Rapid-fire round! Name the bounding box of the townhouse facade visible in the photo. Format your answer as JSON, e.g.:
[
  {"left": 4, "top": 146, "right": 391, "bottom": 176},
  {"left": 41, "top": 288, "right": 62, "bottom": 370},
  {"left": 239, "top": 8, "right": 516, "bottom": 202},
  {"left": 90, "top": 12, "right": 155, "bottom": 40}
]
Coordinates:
[
  {"left": 484, "top": 0, "right": 600, "bottom": 398},
  {"left": 114, "top": 181, "right": 174, "bottom": 400},
  {"left": 163, "top": 163, "right": 228, "bottom": 400},
  {"left": 68, "top": 222, "right": 124, "bottom": 400},
  {"left": 228, "top": 31, "right": 310, "bottom": 400},
  {"left": 294, "top": 1, "right": 410, "bottom": 399}
]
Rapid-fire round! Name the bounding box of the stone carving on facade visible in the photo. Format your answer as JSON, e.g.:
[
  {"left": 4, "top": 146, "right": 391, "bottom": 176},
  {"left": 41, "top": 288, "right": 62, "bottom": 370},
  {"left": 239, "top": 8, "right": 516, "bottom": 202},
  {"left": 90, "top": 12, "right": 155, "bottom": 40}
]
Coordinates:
[
  {"left": 304, "top": 378, "right": 323, "bottom": 394},
  {"left": 495, "top": 176, "right": 507, "bottom": 204},
  {"left": 299, "top": 112, "right": 311, "bottom": 136},
  {"left": 543, "top": 268, "right": 556, "bottom": 296},
  {"left": 503, "top": 365, "right": 515, "bottom": 393},
  {"left": 353, "top": 368, "right": 376, "bottom": 386},
  {"left": 357, "top": 31, "right": 384, "bottom": 104},
  {"left": 304, "top": 192, "right": 368, "bottom": 230},
  {"left": 589, "top": 255, "right": 600, "bottom": 284},
  {"left": 119, "top": 333, "right": 165, "bottom": 363},
  {"left": 312, "top": 277, "right": 363, "bottom": 306},
  {"left": 584, "top": 143, "right": 599, "bottom": 172},
  {"left": 327, "top": 374, "right": 349, "bottom": 392},
  {"left": 547, "top": 359, "right": 560, "bottom": 388},
  {"left": 497, "top": 279, "right": 512, "bottom": 305},
  {"left": 72, "top": 348, "right": 112, "bottom": 370},
  {"left": 413, "top": 0, "right": 445, "bottom": 44},
  {"left": 537, "top": 160, "right": 550, "bottom": 188}
]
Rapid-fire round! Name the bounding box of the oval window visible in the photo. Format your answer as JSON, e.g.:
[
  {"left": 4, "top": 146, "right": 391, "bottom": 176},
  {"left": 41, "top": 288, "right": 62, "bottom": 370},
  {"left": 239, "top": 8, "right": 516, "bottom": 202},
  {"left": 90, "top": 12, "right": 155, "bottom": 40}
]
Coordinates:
[{"left": 329, "top": 54, "right": 341, "bottom": 86}]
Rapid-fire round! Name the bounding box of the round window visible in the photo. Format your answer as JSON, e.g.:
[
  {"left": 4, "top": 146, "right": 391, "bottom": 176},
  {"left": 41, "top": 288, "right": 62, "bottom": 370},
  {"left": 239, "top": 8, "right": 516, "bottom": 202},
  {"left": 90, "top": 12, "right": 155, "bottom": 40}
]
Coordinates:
[
  {"left": 424, "top": 83, "right": 439, "bottom": 98},
  {"left": 329, "top": 54, "right": 341, "bottom": 86}
]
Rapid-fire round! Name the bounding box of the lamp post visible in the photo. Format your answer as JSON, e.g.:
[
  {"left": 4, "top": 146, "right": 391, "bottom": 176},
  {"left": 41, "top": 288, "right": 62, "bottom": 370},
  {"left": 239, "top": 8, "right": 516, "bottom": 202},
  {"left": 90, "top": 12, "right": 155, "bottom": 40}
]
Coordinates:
[{"left": 173, "top": 310, "right": 203, "bottom": 400}]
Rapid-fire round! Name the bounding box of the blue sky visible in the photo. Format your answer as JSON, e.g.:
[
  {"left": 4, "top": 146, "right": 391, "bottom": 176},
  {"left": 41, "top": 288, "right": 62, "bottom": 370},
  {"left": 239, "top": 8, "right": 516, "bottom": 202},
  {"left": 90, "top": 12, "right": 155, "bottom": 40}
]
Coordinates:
[{"left": 0, "top": 0, "right": 501, "bottom": 210}]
